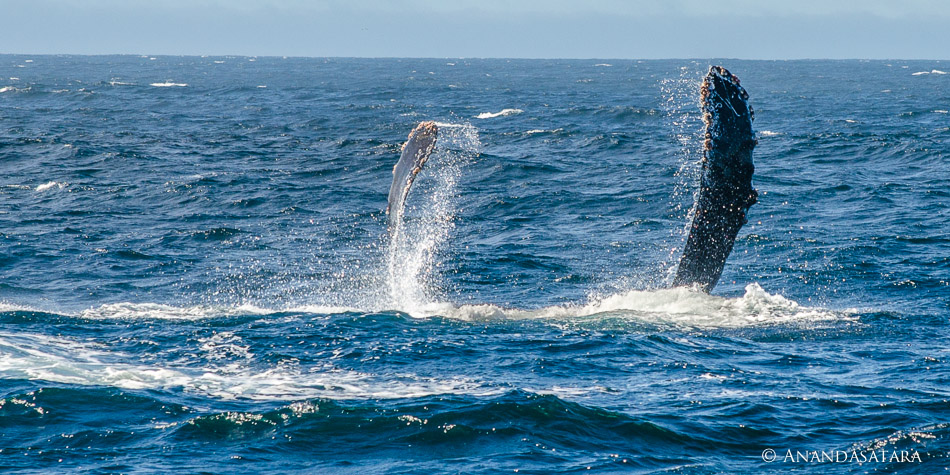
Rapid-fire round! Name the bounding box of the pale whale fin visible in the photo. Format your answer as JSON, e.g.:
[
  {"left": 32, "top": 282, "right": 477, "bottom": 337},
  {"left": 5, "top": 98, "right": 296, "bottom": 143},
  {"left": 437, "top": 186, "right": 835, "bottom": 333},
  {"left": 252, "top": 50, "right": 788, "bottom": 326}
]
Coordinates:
[
  {"left": 672, "top": 66, "right": 758, "bottom": 292},
  {"left": 386, "top": 121, "right": 438, "bottom": 228}
]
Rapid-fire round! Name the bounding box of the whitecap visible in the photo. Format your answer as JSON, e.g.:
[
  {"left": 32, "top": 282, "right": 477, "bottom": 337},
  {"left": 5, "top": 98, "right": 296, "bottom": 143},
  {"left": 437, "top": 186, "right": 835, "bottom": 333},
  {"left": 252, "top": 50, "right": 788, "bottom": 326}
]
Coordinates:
[
  {"left": 476, "top": 108, "right": 523, "bottom": 119},
  {"left": 525, "top": 128, "right": 562, "bottom": 135},
  {"left": 593, "top": 63, "right": 612, "bottom": 67},
  {"left": 150, "top": 82, "right": 188, "bottom": 87},
  {"left": 758, "top": 130, "right": 782, "bottom": 136},
  {"left": 35, "top": 181, "right": 65, "bottom": 192}
]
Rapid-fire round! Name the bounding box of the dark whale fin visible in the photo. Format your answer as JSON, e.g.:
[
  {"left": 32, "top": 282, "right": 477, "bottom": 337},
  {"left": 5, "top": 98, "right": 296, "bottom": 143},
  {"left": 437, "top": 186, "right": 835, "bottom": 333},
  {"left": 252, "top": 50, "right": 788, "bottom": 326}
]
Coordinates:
[
  {"left": 386, "top": 121, "right": 438, "bottom": 228},
  {"left": 672, "top": 66, "right": 758, "bottom": 292}
]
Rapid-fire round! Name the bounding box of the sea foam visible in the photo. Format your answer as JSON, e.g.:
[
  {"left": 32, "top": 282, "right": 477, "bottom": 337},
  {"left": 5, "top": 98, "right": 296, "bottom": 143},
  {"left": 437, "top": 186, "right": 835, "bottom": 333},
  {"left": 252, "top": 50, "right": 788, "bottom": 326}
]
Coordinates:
[
  {"left": 476, "top": 108, "right": 523, "bottom": 119},
  {"left": 35, "top": 181, "right": 66, "bottom": 192},
  {"left": 423, "top": 283, "right": 852, "bottom": 328}
]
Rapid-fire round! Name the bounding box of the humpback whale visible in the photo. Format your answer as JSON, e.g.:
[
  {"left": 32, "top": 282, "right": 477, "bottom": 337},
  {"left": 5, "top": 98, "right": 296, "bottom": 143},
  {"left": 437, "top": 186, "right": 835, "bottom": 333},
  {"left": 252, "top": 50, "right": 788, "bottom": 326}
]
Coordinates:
[
  {"left": 386, "top": 121, "right": 438, "bottom": 228},
  {"left": 672, "top": 66, "right": 757, "bottom": 292},
  {"left": 385, "top": 66, "right": 756, "bottom": 293}
]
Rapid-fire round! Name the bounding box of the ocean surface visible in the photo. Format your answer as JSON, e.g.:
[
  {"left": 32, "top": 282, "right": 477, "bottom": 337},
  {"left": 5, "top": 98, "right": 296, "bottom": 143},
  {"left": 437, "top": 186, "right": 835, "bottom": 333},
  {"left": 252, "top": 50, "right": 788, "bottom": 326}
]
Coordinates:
[{"left": 0, "top": 56, "right": 948, "bottom": 474}]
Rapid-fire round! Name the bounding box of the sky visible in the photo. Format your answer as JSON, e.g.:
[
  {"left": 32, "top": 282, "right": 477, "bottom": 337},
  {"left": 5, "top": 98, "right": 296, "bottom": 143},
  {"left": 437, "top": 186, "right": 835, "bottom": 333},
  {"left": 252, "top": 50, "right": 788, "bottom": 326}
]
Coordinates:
[{"left": 1, "top": 0, "right": 948, "bottom": 59}]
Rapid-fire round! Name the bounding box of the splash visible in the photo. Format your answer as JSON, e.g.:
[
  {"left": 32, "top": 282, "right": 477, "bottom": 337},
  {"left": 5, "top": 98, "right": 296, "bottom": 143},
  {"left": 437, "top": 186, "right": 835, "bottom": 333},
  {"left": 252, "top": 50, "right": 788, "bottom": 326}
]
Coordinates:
[
  {"left": 659, "top": 64, "right": 706, "bottom": 282},
  {"left": 383, "top": 122, "right": 480, "bottom": 314},
  {"left": 427, "top": 283, "right": 854, "bottom": 328}
]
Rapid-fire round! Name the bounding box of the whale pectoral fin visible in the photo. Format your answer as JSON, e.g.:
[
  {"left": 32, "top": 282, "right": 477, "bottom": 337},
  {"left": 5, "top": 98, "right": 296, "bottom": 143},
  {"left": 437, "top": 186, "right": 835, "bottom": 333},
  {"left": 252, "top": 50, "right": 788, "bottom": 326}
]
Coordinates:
[
  {"left": 672, "top": 66, "right": 757, "bottom": 292},
  {"left": 387, "top": 121, "right": 438, "bottom": 227}
]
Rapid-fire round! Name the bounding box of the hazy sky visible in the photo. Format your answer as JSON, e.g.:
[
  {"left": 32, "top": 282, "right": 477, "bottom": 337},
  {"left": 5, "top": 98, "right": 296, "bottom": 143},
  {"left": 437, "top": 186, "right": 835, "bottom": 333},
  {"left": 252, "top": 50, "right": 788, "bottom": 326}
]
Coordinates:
[{"left": 1, "top": 0, "right": 948, "bottom": 59}]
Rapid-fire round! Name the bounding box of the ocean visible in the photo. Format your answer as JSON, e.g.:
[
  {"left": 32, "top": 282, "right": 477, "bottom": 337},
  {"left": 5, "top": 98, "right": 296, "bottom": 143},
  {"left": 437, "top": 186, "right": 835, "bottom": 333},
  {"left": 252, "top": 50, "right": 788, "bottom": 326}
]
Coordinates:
[{"left": 0, "top": 56, "right": 948, "bottom": 474}]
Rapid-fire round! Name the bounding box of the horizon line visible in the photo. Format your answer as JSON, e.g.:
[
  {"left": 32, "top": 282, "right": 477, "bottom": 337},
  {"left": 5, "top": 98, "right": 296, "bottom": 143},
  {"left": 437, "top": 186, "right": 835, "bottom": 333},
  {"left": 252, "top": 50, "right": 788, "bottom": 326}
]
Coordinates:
[{"left": 2, "top": 53, "right": 948, "bottom": 62}]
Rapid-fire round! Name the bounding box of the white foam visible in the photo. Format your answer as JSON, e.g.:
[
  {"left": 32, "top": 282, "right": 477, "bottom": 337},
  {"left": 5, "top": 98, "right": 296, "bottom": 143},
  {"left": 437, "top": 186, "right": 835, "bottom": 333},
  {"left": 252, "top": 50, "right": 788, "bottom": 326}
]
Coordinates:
[
  {"left": 594, "top": 63, "right": 612, "bottom": 67},
  {"left": 79, "top": 302, "right": 272, "bottom": 321},
  {"left": 45, "top": 283, "right": 843, "bottom": 330},
  {"left": 2, "top": 299, "right": 356, "bottom": 321},
  {"left": 150, "top": 82, "right": 187, "bottom": 87},
  {"left": 911, "top": 70, "right": 945, "bottom": 76},
  {"left": 935, "top": 110, "right": 949, "bottom": 114},
  {"left": 758, "top": 130, "right": 782, "bottom": 137},
  {"left": 415, "top": 284, "right": 851, "bottom": 329},
  {"left": 35, "top": 181, "right": 65, "bottom": 192},
  {"left": 476, "top": 108, "right": 523, "bottom": 119},
  {"left": 0, "top": 330, "right": 497, "bottom": 401},
  {"left": 431, "top": 121, "right": 475, "bottom": 129},
  {"left": 0, "top": 302, "right": 37, "bottom": 312},
  {"left": 0, "top": 86, "right": 16, "bottom": 93},
  {"left": 0, "top": 284, "right": 853, "bottom": 401}
]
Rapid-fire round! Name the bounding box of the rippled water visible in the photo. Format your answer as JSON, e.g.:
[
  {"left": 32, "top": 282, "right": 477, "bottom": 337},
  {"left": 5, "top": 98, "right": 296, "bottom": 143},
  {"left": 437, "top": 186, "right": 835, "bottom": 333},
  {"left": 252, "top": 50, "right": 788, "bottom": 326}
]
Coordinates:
[{"left": 1, "top": 56, "right": 948, "bottom": 473}]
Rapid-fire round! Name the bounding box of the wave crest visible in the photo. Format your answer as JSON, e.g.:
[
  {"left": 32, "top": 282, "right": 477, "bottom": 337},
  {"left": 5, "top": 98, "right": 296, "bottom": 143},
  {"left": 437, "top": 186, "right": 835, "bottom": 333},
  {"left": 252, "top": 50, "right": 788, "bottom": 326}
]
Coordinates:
[
  {"left": 476, "top": 108, "right": 523, "bottom": 119},
  {"left": 425, "top": 283, "right": 851, "bottom": 328}
]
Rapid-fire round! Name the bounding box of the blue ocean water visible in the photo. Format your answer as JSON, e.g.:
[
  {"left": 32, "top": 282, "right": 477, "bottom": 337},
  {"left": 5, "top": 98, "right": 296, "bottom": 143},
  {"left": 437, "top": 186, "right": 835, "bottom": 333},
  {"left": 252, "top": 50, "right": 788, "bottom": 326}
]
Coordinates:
[{"left": 0, "top": 55, "right": 948, "bottom": 474}]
